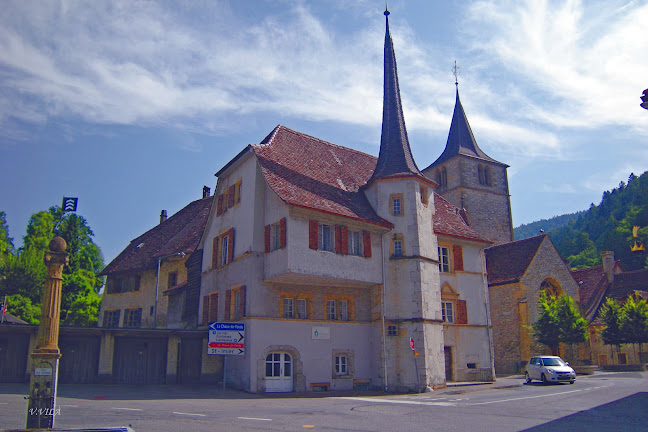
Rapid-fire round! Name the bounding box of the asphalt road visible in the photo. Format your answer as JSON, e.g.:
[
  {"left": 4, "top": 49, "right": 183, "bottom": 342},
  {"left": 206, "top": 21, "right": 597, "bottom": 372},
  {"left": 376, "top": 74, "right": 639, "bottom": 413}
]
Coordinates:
[{"left": 1, "top": 372, "right": 647, "bottom": 432}]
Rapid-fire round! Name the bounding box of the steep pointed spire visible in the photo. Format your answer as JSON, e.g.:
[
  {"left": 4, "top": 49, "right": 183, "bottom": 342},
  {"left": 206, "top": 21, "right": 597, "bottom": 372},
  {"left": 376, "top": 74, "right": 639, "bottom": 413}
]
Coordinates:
[
  {"left": 426, "top": 84, "right": 507, "bottom": 169},
  {"left": 369, "top": 9, "right": 423, "bottom": 183}
]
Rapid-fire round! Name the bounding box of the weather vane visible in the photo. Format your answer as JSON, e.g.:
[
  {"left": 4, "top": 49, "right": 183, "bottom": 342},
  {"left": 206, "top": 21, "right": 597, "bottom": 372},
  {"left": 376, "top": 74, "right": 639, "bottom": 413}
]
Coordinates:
[{"left": 452, "top": 61, "right": 461, "bottom": 87}]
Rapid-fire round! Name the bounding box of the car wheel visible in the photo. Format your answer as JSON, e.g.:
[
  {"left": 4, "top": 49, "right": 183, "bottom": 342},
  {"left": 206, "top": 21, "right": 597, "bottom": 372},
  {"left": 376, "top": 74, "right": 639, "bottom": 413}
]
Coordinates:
[
  {"left": 541, "top": 373, "right": 548, "bottom": 385},
  {"left": 570, "top": 380, "right": 575, "bottom": 384},
  {"left": 525, "top": 372, "right": 532, "bottom": 384}
]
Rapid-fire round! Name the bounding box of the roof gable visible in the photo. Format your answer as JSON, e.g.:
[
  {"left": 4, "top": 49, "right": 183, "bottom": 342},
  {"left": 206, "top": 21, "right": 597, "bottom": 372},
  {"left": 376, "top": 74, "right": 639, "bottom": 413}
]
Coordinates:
[
  {"left": 571, "top": 265, "right": 609, "bottom": 321},
  {"left": 486, "top": 235, "right": 546, "bottom": 286},
  {"left": 433, "top": 194, "right": 492, "bottom": 243},
  {"left": 100, "top": 196, "right": 212, "bottom": 275}
]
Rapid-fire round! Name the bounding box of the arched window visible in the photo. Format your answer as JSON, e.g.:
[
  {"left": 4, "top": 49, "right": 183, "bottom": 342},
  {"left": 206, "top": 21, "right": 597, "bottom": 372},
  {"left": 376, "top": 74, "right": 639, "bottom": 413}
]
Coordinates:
[{"left": 541, "top": 279, "right": 562, "bottom": 297}]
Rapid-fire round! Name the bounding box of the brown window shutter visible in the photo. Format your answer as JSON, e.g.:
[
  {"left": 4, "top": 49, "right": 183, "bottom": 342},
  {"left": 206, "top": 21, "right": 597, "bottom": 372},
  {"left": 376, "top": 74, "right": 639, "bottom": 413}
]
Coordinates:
[
  {"left": 279, "top": 218, "right": 287, "bottom": 248},
  {"left": 202, "top": 295, "right": 210, "bottom": 325},
  {"left": 228, "top": 185, "right": 235, "bottom": 207},
  {"left": 340, "top": 226, "right": 349, "bottom": 254},
  {"left": 453, "top": 245, "right": 464, "bottom": 271},
  {"left": 264, "top": 225, "right": 271, "bottom": 253},
  {"left": 212, "top": 237, "right": 220, "bottom": 268},
  {"left": 238, "top": 286, "right": 246, "bottom": 318},
  {"left": 363, "top": 230, "right": 372, "bottom": 258},
  {"left": 335, "top": 225, "right": 343, "bottom": 253},
  {"left": 224, "top": 289, "right": 232, "bottom": 321},
  {"left": 216, "top": 194, "right": 223, "bottom": 216},
  {"left": 309, "top": 220, "right": 318, "bottom": 250},
  {"left": 209, "top": 292, "right": 219, "bottom": 322},
  {"left": 456, "top": 299, "right": 468, "bottom": 324},
  {"left": 227, "top": 229, "right": 235, "bottom": 263}
]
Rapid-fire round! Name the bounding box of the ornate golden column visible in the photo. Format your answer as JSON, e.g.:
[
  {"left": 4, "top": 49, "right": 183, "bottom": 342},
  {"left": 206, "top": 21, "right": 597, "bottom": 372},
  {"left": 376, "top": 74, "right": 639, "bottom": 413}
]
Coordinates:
[{"left": 26, "top": 237, "right": 69, "bottom": 429}]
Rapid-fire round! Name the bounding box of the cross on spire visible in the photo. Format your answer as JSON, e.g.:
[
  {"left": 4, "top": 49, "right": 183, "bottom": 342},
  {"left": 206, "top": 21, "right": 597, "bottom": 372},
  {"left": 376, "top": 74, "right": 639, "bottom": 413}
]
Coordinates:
[{"left": 453, "top": 61, "right": 460, "bottom": 87}]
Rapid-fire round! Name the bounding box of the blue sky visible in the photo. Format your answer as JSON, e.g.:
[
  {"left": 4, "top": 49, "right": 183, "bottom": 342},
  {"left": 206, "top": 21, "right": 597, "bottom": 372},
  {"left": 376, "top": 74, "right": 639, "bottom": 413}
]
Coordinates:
[{"left": 1, "top": 0, "right": 647, "bottom": 265}]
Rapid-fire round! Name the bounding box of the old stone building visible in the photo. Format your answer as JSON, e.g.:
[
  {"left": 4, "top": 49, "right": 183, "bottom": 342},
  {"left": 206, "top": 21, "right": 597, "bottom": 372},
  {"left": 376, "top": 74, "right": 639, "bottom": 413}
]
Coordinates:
[
  {"left": 485, "top": 234, "right": 580, "bottom": 375},
  {"left": 196, "top": 11, "right": 496, "bottom": 393},
  {"left": 422, "top": 87, "right": 514, "bottom": 246}
]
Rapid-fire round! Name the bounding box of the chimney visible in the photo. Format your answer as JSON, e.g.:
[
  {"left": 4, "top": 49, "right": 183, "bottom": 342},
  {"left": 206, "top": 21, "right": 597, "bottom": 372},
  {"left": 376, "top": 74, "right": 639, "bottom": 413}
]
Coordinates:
[
  {"left": 160, "top": 210, "right": 167, "bottom": 224},
  {"left": 203, "top": 186, "right": 211, "bottom": 199},
  {"left": 601, "top": 251, "right": 615, "bottom": 283}
]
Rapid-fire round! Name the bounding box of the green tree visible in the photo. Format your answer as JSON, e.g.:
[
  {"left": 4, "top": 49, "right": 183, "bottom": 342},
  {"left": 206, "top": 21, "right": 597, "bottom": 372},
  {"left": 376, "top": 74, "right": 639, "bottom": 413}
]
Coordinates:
[
  {"left": 0, "top": 211, "right": 14, "bottom": 269},
  {"left": 532, "top": 291, "right": 561, "bottom": 355},
  {"left": 599, "top": 298, "right": 625, "bottom": 362},
  {"left": 556, "top": 295, "right": 589, "bottom": 363},
  {"left": 620, "top": 295, "right": 648, "bottom": 360}
]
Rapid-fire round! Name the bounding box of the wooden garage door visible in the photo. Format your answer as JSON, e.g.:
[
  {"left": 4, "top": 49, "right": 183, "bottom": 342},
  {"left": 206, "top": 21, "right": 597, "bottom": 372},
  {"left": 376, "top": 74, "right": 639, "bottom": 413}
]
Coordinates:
[
  {"left": 178, "top": 338, "right": 202, "bottom": 384},
  {"left": 59, "top": 335, "right": 100, "bottom": 384},
  {"left": 0, "top": 334, "right": 29, "bottom": 383},
  {"left": 113, "top": 337, "right": 168, "bottom": 384}
]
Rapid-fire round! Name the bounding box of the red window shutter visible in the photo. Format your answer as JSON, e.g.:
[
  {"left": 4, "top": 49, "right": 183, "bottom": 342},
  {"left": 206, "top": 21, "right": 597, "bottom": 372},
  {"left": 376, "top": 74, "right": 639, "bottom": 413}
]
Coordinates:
[
  {"left": 279, "top": 218, "right": 287, "bottom": 248},
  {"left": 456, "top": 300, "right": 468, "bottom": 324},
  {"left": 216, "top": 195, "right": 223, "bottom": 216},
  {"left": 238, "top": 286, "right": 246, "bottom": 318},
  {"left": 227, "top": 185, "right": 235, "bottom": 208},
  {"left": 227, "top": 229, "right": 235, "bottom": 263},
  {"left": 453, "top": 245, "right": 464, "bottom": 272},
  {"left": 212, "top": 237, "right": 219, "bottom": 269},
  {"left": 209, "top": 292, "right": 219, "bottom": 322},
  {"left": 224, "top": 290, "right": 232, "bottom": 321},
  {"left": 309, "top": 220, "right": 318, "bottom": 250},
  {"left": 363, "top": 230, "right": 372, "bottom": 258},
  {"left": 264, "top": 225, "right": 271, "bottom": 253},
  {"left": 202, "top": 295, "right": 210, "bottom": 325},
  {"left": 335, "top": 225, "right": 343, "bottom": 253},
  {"left": 340, "top": 226, "right": 349, "bottom": 254}
]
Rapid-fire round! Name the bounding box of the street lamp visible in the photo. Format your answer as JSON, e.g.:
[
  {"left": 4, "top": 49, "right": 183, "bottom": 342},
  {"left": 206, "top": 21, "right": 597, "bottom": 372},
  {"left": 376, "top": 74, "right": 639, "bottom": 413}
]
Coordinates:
[{"left": 153, "top": 252, "right": 185, "bottom": 328}]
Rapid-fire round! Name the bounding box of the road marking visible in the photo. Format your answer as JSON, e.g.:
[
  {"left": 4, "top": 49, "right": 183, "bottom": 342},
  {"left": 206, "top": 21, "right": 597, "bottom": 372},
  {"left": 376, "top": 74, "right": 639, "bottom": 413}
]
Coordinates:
[
  {"left": 60, "top": 404, "right": 79, "bottom": 407},
  {"left": 0, "top": 403, "right": 8, "bottom": 405},
  {"left": 112, "top": 407, "right": 143, "bottom": 411},
  {"left": 303, "top": 426, "right": 315, "bottom": 429},
  {"left": 173, "top": 412, "right": 207, "bottom": 417},
  {"left": 343, "top": 397, "right": 455, "bottom": 406},
  {"left": 466, "top": 388, "right": 584, "bottom": 406},
  {"left": 238, "top": 416, "right": 272, "bottom": 421}
]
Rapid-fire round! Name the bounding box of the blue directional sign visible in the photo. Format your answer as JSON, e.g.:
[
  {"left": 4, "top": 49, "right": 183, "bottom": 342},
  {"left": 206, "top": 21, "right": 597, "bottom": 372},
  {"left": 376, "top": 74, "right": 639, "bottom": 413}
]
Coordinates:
[
  {"left": 208, "top": 322, "right": 245, "bottom": 355},
  {"left": 62, "top": 197, "right": 78, "bottom": 212}
]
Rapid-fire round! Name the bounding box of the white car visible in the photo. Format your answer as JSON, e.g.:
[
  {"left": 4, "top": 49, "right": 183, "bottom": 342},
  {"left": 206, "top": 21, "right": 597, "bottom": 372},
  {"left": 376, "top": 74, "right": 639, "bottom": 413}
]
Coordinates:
[{"left": 525, "top": 356, "right": 576, "bottom": 384}]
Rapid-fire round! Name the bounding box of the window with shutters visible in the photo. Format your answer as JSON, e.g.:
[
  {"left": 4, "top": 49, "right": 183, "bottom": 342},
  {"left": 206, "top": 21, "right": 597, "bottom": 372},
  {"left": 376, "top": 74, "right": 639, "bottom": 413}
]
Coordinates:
[
  {"left": 265, "top": 218, "right": 286, "bottom": 253},
  {"left": 227, "top": 285, "right": 246, "bottom": 321},
  {"left": 220, "top": 235, "right": 229, "bottom": 267},
  {"left": 442, "top": 301, "right": 454, "bottom": 323},
  {"left": 348, "top": 230, "right": 362, "bottom": 256},
  {"left": 213, "top": 229, "right": 235, "bottom": 268},
  {"left": 271, "top": 223, "right": 281, "bottom": 251},
  {"left": 438, "top": 246, "right": 450, "bottom": 273},
  {"left": 234, "top": 179, "right": 242, "bottom": 205},
  {"left": 318, "top": 224, "right": 334, "bottom": 252}
]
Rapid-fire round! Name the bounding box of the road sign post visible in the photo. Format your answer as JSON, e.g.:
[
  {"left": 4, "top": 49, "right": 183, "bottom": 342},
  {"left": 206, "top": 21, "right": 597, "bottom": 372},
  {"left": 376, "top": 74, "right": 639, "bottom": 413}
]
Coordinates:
[
  {"left": 208, "top": 322, "right": 245, "bottom": 390},
  {"left": 410, "top": 337, "right": 420, "bottom": 392}
]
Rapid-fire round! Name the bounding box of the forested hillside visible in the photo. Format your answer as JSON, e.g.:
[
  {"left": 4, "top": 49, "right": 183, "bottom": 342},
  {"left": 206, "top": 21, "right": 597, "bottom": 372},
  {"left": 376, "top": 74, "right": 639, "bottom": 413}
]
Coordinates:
[
  {"left": 542, "top": 172, "right": 648, "bottom": 270},
  {"left": 514, "top": 211, "right": 585, "bottom": 240}
]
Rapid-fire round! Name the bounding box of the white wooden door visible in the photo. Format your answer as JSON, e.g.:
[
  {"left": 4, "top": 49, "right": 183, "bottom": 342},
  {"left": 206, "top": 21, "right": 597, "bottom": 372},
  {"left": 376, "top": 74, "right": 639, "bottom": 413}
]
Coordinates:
[{"left": 265, "top": 352, "right": 293, "bottom": 392}]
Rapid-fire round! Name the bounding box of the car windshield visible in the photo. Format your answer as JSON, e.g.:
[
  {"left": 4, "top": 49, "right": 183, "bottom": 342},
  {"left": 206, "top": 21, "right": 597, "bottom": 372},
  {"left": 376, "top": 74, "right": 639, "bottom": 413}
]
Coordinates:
[{"left": 542, "top": 358, "right": 565, "bottom": 366}]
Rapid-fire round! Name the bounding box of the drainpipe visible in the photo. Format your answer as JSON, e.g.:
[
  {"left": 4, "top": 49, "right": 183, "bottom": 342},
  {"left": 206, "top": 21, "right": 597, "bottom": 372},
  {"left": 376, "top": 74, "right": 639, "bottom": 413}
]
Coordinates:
[
  {"left": 381, "top": 229, "right": 393, "bottom": 392},
  {"left": 154, "top": 252, "right": 186, "bottom": 328}
]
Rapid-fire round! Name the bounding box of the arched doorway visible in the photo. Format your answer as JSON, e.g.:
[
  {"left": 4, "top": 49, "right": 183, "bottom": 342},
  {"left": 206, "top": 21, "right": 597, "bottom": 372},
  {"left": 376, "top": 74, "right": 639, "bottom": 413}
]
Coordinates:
[{"left": 264, "top": 352, "right": 293, "bottom": 392}]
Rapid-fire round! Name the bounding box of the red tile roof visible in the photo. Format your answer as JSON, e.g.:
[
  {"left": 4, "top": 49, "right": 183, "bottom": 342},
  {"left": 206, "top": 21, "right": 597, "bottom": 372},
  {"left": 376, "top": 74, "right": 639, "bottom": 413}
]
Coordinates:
[
  {"left": 485, "top": 235, "right": 546, "bottom": 286},
  {"left": 99, "top": 196, "right": 212, "bottom": 276},
  {"left": 571, "top": 265, "right": 609, "bottom": 321},
  {"left": 607, "top": 269, "right": 648, "bottom": 300},
  {"left": 253, "top": 125, "right": 489, "bottom": 244},
  {"left": 433, "top": 194, "right": 492, "bottom": 243},
  {"left": 253, "top": 125, "right": 391, "bottom": 227}
]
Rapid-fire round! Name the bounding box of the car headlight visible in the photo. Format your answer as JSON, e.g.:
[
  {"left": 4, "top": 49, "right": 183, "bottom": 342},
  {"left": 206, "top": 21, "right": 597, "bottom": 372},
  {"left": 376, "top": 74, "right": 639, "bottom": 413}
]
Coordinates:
[{"left": 546, "top": 369, "right": 556, "bottom": 374}]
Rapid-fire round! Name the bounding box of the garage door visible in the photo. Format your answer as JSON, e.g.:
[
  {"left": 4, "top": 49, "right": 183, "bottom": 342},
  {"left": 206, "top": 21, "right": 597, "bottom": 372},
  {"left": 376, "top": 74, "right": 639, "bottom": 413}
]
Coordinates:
[{"left": 113, "top": 337, "right": 168, "bottom": 384}]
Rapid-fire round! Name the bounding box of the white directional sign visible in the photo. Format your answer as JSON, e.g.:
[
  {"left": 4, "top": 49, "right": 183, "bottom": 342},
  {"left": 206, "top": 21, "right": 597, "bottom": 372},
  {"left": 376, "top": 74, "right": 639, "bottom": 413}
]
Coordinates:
[{"left": 208, "top": 322, "right": 245, "bottom": 355}]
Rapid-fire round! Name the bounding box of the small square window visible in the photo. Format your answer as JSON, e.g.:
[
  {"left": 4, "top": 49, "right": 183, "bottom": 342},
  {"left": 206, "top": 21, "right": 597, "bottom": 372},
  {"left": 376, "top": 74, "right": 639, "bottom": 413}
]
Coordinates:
[
  {"left": 387, "top": 325, "right": 398, "bottom": 336},
  {"left": 335, "top": 355, "right": 348, "bottom": 375}
]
